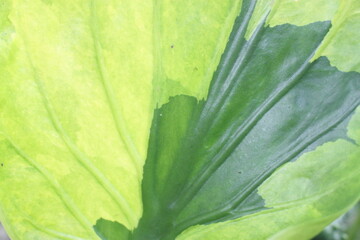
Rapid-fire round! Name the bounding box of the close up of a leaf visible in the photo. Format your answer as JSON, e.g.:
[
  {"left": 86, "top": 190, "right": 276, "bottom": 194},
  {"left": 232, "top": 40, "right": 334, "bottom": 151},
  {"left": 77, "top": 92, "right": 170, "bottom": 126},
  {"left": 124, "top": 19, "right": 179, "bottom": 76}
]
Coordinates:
[
  {"left": 0, "top": 0, "right": 360, "bottom": 240},
  {"left": 313, "top": 203, "right": 360, "bottom": 240}
]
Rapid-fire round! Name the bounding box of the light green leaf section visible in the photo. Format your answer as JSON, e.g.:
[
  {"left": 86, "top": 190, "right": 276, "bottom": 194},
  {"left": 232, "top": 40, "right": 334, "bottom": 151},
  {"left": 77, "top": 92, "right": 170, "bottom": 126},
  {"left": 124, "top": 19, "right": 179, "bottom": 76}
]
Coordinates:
[
  {"left": 177, "top": 108, "right": 360, "bottom": 240},
  {"left": 0, "top": 0, "right": 241, "bottom": 239},
  {"left": 247, "top": 0, "right": 360, "bottom": 74},
  {"left": 268, "top": 0, "right": 340, "bottom": 27},
  {"left": 245, "top": 0, "right": 340, "bottom": 39},
  {"left": 313, "top": 0, "right": 360, "bottom": 73},
  {"left": 154, "top": 0, "right": 243, "bottom": 105}
]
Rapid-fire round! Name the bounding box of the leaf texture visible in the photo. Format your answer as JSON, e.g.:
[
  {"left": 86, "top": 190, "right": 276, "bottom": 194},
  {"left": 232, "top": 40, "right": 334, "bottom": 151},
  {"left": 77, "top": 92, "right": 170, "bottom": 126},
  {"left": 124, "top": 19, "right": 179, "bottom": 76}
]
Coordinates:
[{"left": 0, "top": 0, "right": 360, "bottom": 240}]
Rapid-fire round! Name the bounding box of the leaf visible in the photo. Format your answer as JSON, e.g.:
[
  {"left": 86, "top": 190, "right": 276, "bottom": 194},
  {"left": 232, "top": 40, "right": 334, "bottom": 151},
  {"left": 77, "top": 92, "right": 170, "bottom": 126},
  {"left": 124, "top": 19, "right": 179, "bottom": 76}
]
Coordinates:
[
  {"left": 93, "top": 219, "right": 130, "bottom": 240},
  {"left": 313, "top": 0, "right": 360, "bottom": 72},
  {"left": 0, "top": 0, "right": 240, "bottom": 239},
  {"left": 313, "top": 203, "right": 360, "bottom": 240},
  {"left": 177, "top": 111, "right": 360, "bottom": 239},
  {"left": 133, "top": 1, "right": 360, "bottom": 239},
  {"left": 1, "top": 0, "right": 360, "bottom": 240}
]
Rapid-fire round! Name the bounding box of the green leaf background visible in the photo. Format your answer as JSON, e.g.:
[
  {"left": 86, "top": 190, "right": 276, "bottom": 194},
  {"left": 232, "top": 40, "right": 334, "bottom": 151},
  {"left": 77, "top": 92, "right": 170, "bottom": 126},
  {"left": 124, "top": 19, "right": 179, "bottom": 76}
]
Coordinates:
[{"left": 0, "top": 0, "right": 359, "bottom": 239}]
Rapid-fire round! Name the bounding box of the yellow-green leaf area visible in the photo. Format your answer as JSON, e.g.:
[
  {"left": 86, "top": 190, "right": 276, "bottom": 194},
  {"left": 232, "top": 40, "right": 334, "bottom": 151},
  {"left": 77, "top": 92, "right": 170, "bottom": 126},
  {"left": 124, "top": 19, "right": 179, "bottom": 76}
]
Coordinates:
[
  {"left": 155, "top": 0, "right": 243, "bottom": 105},
  {"left": 313, "top": 0, "right": 360, "bottom": 73},
  {"left": 268, "top": 0, "right": 340, "bottom": 27},
  {"left": 247, "top": 0, "right": 360, "bottom": 74},
  {"left": 245, "top": 0, "right": 340, "bottom": 39},
  {"left": 0, "top": 0, "right": 245, "bottom": 239}
]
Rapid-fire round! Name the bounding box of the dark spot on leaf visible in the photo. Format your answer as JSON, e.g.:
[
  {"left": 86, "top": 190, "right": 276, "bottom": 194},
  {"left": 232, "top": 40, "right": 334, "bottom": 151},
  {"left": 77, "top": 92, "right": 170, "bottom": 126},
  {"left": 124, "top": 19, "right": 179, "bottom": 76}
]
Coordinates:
[
  {"left": 1, "top": 163, "right": 3, "bottom": 167},
  {"left": 238, "top": 171, "right": 242, "bottom": 174},
  {"left": 170, "top": 45, "right": 174, "bottom": 48},
  {"left": 194, "top": 67, "right": 198, "bottom": 71}
]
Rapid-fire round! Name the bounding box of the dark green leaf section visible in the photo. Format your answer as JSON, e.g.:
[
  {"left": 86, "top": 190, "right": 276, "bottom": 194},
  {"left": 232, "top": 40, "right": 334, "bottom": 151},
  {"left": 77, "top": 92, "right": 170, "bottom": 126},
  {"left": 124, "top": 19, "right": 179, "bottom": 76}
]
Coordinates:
[
  {"left": 94, "top": 219, "right": 130, "bottom": 240},
  {"left": 96, "top": 1, "right": 360, "bottom": 239},
  {"left": 313, "top": 203, "right": 360, "bottom": 240},
  {"left": 132, "top": 56, "right": 360, "bottom": 240}
]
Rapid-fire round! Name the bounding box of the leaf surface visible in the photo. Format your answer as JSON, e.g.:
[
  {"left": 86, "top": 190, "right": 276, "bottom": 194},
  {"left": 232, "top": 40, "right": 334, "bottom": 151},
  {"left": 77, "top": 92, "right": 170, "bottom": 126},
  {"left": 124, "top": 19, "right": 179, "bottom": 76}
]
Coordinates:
[
  {"left": 0, "top": 0, "right": 239, "bottom": 239},
  {"left": 93, "top": 219, "right": 130, "bottom": 240},
  {"left": 1, "top": 0, "right": 360, "bottom": 240}
]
